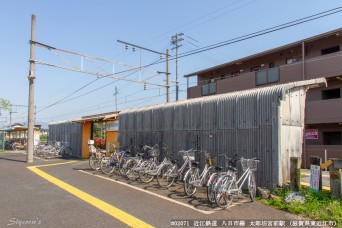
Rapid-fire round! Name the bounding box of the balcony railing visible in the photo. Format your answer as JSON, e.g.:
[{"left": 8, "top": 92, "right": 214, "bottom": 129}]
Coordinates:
[
  {"left": 201, "top": 82, "right": 216, "bottom": 96},
  {"left": 306, "top": 98, "right": 342, "bottom": 124},
  {"left": 256, "top": 68, "right": 279, "bottom": 85},
  {"left": 187, "top": 51, "right": 342, "bottom": 99}
]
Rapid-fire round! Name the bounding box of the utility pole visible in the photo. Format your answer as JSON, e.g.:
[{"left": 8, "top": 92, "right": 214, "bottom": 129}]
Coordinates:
[
  {"left": 171, "top": 33, "right": 183, "bottom": 101},
  {"left": 8, "top": 104, "right": 28, "bottom": 127},
  {"left": 114, "top": 86, "right": 118, "bottom": 112},
  {"left": 9, "top": 105, "right": 13, "bottom": 127},
  {"left": 27, "top": 14, "right": 36, "bottom": 163},
  {"left": 117, "top": 40, "right": 170, "bottom": 103},
  {"left": 9, "top": 105, "right": 18, "bottom": 127},
  {"left": 166, "top": 49, "right": 170, "bottom": 103}
]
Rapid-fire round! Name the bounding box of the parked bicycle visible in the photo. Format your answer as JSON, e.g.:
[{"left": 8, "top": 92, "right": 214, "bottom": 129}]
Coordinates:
[
  {"left": 183, "top": 150, "right": 216, "bottom": 196},
  {"left": 138, "top": 144, "right": 170, "bottom": 183},
  {"left": 117, "top": 147, "right": 132, "bottom": 176},
  {"left": 99, "top": 143, "right": 134, "bottom": 175},
  {"left": 156, "top": 149, "right": 196, "bottom": 189},
  {"left": 214, "top": 157, "right": 260, "bottom": 208},
  {"left": 44, "top": 141, "right": 73, "bottom": 159},
  {"left": 12, "top": 141, "right": 27, "bottom": 151},
  {"left": 122, "top": 144, "right": 149, "bottom": 180},
  {"left": 206, "top": 153, "right": 238, "bottom": 203},
  {"left": 88, "top": 140, "right": 106, "bottom": 170}
]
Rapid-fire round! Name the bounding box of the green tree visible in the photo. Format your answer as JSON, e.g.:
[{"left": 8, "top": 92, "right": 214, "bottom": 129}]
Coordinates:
[{"left": 0, "top": 98, "right": 10, "bottom": 114}]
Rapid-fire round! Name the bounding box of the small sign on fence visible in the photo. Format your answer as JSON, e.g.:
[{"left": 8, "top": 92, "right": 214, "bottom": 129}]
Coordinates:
[{"left": 310, "top": 165, "right": 321, "bottom": 192}]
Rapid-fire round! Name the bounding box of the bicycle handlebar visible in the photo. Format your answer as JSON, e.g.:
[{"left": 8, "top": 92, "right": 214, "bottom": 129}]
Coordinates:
[
  {"left": 218, "top": 153, "right": 238, "bottom": 161},
  {"left": 178, "top": 149, "right": 194, "bottom": 154}
]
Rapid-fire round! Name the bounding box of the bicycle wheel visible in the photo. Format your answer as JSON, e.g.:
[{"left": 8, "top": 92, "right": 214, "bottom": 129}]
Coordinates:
[
  {"left": 204, "top": 166, "right": 216, "bottom": 186},
  {"left": 248, "top": 173, "right": 257, "bottom": 201},
  {"left": 139, "top": 161, "right": 155, "bottom": 183},
  {"left": 100, "top": 156, "right": 115, "bottom": 175},
  {"left": 34, "top": 146, "right": 43, "bottom": 157},
  {"left": 126, "top": 159, "right": 138, "bottom": 180},
  {"left": 12, "top": 143, "right": 19, "bottom": 150},
  {"left": 44, "top": 148, "right": 56, "bottom": 159},
  {"left": 157, "top": 163, "right": 179, "bottom": 188},
  {"left": 89, "top": 154, "right": 100, "bottom": 170},
  {"left": 183, "top": 168, "right": 197, "bottom": 196},
  {"left": 118, "top": 157, "right": 129, "bottom": 176},
  {"left": 61, "top": 147, "right": 73, "bottom": 158},
  {"left": 207, "top": 173, "right": 218, "bottom": 204},
  {"left": 215, "top": 175, "right": 234, "bottom": 208}
]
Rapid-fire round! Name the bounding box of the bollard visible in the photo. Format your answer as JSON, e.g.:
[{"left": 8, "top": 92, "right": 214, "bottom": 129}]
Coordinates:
[
  {"left": 290, "top": 157, "right": 301, "bottom": 191},
  {"left": 330, "top": 158, "right": 342, "bottom": 198}
]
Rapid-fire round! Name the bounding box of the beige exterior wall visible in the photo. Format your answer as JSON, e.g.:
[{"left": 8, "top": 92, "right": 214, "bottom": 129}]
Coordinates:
[{"left": 186, "top": 31, "right": 342, "bottom": 167}]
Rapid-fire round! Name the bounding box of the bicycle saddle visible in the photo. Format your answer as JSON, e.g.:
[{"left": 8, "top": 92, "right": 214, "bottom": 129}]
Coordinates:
[
  {"left": 215, "top": 166, "right": 223, "bottom": 171},
  {"left": 137, "top": 152, "right": 144, "bottom": 157},
  {"left": 191, "top": 161, "right": 200, "bottom": 166},
  {"left": 227, "top": 166, "right": 237, "bottom": 172}
]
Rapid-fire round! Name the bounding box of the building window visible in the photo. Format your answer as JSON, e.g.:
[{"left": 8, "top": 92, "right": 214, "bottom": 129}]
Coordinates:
[
  {"left": 202, "top": 82, "right": 216, "bottom": 96},
  {"left": 323, "top": 131, "right": 342, "bottom": 145},
  {"left": 321, "top": 46, "right": 340, "bottom": 55},
  {"left": 256, "top": 67, "right": 279, "bottom": 86},
  {"left": 250, "top": 66, "right": 261, "bottom": 72},
  {"left": 322, "top": 88, "right": 341, "bottom": 100},
  {"left": 286, "top": 58, "right": 294, "bottom": 64},
  {"left": 231, "top": 71, "right": 240, "bottom": 77},
  {"left": 269, "top": 62, "right": 276, "bottom": 68}
]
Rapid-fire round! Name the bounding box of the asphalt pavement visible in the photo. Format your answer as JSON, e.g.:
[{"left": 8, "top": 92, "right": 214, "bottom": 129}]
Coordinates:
[{"left": 0, "top": 151, "right": 309, "bottom": 228}]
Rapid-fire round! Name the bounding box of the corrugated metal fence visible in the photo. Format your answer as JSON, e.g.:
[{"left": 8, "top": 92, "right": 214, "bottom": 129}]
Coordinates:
[
  {"left": 0, "top": 130, "right": 4, "bottom": 150},
  {"left": 119, "top": 79, "right": 326, "bottom": 189},
  {"left": 48, "top": 122, "right": 82, "bottom": 158}
]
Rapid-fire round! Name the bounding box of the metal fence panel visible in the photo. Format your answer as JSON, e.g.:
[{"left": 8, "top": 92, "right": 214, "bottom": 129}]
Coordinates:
[
  {"left": 118, "top": 78, "right": 326, "bottom": 189},
  {"left": 0, "top": 131, "right": 5, "bottom": 150},
  {"left": 48, "top": 122, "right": 82, "bottom": 158}
]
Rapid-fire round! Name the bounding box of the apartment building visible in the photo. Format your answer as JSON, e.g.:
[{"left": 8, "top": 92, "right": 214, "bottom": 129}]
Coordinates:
[{"left": 185, "top": 28, "right": 342, "bottom": 167}]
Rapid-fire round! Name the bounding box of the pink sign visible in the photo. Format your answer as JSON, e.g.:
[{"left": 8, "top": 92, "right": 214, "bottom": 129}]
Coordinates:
[{"left": 305, "top": 129, "right": 318, "bottom": 139}]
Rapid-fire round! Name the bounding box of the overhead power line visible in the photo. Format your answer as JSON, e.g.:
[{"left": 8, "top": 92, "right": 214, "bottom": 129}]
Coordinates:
[
  {"left": 35, "top": 6, "right": 342, "bottom": 119},
  {"left": 177, "top": 6, "right": 342, "bottom": 59},
  {"left": 36, "top": 58, "right": 162, "bottom": 114},
  {"left": 122, "top": 6, "right": 342, "bottom": 70}
]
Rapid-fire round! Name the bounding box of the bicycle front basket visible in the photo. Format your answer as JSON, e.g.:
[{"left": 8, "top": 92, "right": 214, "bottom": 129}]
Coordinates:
[
  {"left": 183, "top": 150, "right": 195, "bottom": 161},
  {"left": 149, "top": 147, "right": 160, "bottom": 157},
  {"left": 240, "top": 158, "right": 258, "bottom": 171},
  {"left": 88, "top": 145, "right": 97, "bottom": 154}
]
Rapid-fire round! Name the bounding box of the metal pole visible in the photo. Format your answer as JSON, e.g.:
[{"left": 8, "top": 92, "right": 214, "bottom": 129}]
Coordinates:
[
  {"left": 176, "top": 34, "right": 179, "bottom": 101},
  {"left": 324, "top": 149, "right": 327, "bottom": 171},
  {"left": 186, "top": 77, "right": 189, "bottom": 99},
  {"left": 166, "top": 49, "right": 170, "bottom": 103},
  {"left": 302, "top": 41, "right": 305, "bottom": 80},
  {"left": 9, "top": 104, "right": 12, "bottom": 127},
  {"left": 27, "top": 14, "right": 36, "bottom": 163},
  {"left": 114, "top": 86, "right": 118, "bottom": 112},
  {"left": 302, "top": 42, "right": 306, "bottom": 168}
]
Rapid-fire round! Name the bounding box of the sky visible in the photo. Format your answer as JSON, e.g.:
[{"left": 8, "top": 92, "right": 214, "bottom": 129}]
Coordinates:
[{"left": 0, "top": 0, "right": 341, "bottom": 127}]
